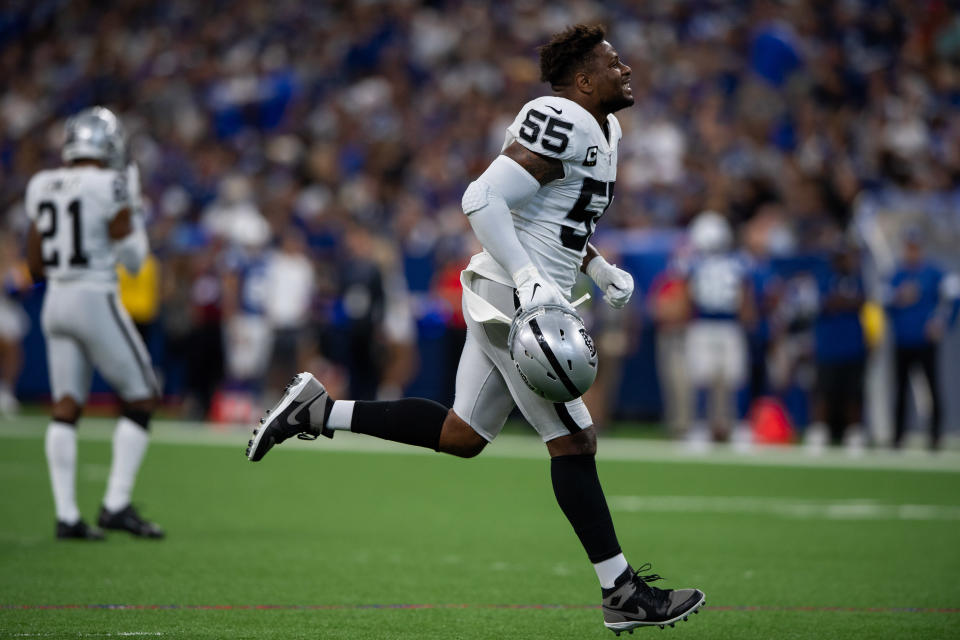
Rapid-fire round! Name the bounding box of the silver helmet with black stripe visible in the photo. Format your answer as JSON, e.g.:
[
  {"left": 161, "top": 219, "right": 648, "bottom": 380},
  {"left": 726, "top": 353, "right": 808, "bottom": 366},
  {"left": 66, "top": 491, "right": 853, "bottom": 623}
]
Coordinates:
[{"left": 508, "top": 304, "right": 598, "bottom": 403}]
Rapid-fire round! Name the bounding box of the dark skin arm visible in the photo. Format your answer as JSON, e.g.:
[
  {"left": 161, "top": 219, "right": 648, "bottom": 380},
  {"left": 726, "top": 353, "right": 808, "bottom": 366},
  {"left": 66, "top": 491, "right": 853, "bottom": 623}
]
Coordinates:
[
  {"left": 26, "top": 223, "right": 44, "bottom": 283},
  {"left": 107, "top": 207, "right": 133, "bottom": 240},
  {"left": 581, "top": 243, "right": 601, "bottom": 274},
  {"left": 502, "top": 141, "right": 564, "bottom": 185},
  {"left": 739, "top": 281, "right": 758, "bottom": 329}
]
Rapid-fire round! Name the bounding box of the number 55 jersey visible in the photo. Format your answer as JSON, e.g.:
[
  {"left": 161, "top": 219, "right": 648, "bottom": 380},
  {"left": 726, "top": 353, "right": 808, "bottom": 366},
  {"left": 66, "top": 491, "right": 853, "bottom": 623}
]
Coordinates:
[
  {"left": 26, "top": 165, "right": 130, "bottom": 288},
  {"left": 465, "top": 96, "right": 621, "bottom": 296}
]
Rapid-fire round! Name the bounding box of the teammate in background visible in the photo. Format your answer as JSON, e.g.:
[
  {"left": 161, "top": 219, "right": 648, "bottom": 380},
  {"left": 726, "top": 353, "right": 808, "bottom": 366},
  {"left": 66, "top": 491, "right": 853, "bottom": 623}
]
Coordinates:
[
  {"left": 885, "top": 231, "right": 960, "bottom": 450},
  {"left": 682, "top": 211, "right": 754, "bottom": 448},
  {"left": 25, "top": 107, "right": 164, "bottom": 540},
  {"left": 247, "top": 25, "right": 704, "bottom": 634}
]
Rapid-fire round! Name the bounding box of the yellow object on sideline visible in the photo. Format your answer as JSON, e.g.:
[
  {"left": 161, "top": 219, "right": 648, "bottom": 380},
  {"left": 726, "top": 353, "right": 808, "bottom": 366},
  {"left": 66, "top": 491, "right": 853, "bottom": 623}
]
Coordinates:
[{"left": 117, "top": 254, "right": 159, "bottom": 324}]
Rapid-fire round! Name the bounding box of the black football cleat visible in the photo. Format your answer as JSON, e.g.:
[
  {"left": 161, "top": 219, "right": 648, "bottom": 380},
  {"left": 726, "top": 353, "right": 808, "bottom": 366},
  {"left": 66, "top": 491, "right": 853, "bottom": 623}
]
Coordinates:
[
  {"left": 56, "top": 519, "right": 105, "bottom": 541},
  {"left": 602, "top": 564, "right": 705, "bottom": 635},
  {"left": 246, "top": 372, "right": 332, "bottom": 462},
  {"left": 98, "top": 504, "right": 165, "bottom": 539}
]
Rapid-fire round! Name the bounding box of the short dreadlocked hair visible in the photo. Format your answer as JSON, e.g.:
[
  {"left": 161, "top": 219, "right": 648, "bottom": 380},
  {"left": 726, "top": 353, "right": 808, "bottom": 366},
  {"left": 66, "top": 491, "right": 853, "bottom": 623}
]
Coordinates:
[{"left": 538, "top": 24, "right": 607, "bottom": 89}]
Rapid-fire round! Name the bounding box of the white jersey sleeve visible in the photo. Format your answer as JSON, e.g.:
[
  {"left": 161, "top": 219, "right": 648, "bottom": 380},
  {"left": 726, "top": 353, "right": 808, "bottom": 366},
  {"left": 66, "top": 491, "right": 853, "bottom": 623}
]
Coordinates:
[{"left": 495, "top": 96, "right": 621, "bottom": 294}]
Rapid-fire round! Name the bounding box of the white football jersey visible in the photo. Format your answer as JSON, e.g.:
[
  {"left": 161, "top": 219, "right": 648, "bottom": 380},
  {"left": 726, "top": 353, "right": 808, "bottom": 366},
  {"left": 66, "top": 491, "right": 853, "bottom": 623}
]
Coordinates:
[
  {"left": 686, "top": 253, "right": 747, "bottom": 319},
  {"left": 468, "top": 96, "right": 621, "bottom": 295},
  {"left": 26, "top": 166, "right": 130, "bottom": 286}
]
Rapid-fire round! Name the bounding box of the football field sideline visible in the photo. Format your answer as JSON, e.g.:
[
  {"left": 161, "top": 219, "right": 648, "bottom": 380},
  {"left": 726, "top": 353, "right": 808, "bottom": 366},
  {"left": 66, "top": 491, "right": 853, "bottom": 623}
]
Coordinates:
[{"left": 1, "top": 416, "right": 958, "bottom": 473}]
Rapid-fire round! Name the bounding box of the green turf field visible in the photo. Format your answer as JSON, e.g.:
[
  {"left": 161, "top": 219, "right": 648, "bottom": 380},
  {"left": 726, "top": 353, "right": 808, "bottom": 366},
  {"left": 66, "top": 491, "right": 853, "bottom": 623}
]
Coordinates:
[{"left": 1, "top": 416, "right": 959, "bottom": 639}]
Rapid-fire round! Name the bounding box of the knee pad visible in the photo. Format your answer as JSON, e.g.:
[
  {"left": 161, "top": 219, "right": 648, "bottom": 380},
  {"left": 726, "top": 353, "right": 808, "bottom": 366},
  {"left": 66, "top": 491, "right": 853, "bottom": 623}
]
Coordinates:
[{"left": 121, "top": 408, "right": 152, "bottom": 431}]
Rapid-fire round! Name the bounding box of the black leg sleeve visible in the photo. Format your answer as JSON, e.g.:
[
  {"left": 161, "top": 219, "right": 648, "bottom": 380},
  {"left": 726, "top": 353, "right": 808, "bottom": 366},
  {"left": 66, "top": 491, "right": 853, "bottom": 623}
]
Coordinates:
[
  {"left": 551, "top": 454, "right": 622, "bottom": 564},
  {"left": 351, "top": 398, "right": 447, "bottom": 451}
]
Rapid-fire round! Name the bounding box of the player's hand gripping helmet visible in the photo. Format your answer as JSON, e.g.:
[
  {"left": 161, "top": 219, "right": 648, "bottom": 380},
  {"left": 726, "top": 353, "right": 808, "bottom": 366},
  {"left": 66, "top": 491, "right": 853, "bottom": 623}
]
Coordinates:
[
  {"left": 62, "top": 106, "right": 126, "bottom": 168},
  {"left": 508, "top": 304, "right": 598, "bottom": 403}
]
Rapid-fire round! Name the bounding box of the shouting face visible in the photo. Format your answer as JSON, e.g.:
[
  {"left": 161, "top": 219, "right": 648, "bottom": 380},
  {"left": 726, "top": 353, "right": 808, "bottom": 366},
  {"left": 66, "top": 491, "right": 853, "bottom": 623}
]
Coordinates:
[{"left": 588, "top": 41, "right": 634, "bottom": 114}]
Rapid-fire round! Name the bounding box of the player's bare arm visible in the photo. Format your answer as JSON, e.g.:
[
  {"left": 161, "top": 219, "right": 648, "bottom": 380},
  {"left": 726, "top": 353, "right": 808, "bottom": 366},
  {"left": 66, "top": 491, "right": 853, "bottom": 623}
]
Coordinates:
[
  {"left": 581, "top": 243, "right": 602, "bottom": 273},
  {"left": 26, "top": 223, "right": 45, "bottom": 282},
  {"left": 502, "top": 141, "right": 563, "bottom": 185},
  {"left": 107, "top": 207, "right": 133, "bottom": 240}
]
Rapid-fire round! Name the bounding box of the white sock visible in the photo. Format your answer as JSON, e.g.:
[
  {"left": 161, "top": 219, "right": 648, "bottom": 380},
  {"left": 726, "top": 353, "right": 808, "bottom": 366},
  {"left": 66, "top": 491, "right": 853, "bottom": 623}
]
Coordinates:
[
  {"left": 326, "top": 400, "right": 355, "bottom": 431},
  {"left": 594, "top": 553, "right": 629, "bottom": 589},
  {"left": 45, "top": 421, "right": 79, "bottom": 524},
  {"left": 102, "top": 417, "right": 149, "bottom": 512}
]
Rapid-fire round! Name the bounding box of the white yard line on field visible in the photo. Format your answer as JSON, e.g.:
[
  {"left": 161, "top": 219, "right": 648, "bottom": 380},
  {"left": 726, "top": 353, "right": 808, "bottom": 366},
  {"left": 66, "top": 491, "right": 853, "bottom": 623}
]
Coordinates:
[{"left": 608, "top": 495, "right": 960, "bottom": 521}]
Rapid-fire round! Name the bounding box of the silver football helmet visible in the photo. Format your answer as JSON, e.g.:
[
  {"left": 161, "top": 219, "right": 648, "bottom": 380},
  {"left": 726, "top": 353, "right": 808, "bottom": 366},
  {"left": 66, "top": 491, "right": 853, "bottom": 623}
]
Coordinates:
[
  {"left": 62, "top": 106, "right": 126, "bottom": 168},
  {"left": 508, "top": 304, "right": 598, "bottom": 403}
]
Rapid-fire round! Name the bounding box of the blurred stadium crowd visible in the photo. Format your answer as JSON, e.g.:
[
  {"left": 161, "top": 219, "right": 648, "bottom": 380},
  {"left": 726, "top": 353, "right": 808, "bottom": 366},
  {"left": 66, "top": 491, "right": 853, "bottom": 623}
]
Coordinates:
[{"left": 2, "top": 0, "right": 960, "bottom": 446}]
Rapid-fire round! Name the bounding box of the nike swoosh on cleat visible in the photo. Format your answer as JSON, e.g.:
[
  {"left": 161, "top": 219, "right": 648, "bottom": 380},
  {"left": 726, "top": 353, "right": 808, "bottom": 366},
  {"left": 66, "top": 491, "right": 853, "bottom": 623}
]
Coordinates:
[
  {"left": 532, "top": 283, "right": 541, "bottom": 298},
  {"left": 287, "top": 393, "right": 323, "bottom": 426},
  {"left": 545, "top": 105, "right": 562, "bottom": 114}
]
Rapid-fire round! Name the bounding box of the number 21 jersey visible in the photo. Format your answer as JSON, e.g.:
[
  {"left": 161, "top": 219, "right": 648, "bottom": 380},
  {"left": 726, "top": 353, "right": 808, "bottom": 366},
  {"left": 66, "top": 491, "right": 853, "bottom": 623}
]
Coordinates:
[
  {"left": 492, "top": 96, "right": 620, "bottom": 294},
  {"left": 26, "top": 166, "right": 130, "bottom": 287}
]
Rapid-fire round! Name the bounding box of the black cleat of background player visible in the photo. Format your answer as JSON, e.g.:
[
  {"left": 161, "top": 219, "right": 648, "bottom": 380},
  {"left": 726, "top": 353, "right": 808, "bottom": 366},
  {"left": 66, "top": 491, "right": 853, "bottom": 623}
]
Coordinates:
[
  {"left": 98, "top": 504, "right": 165, "bottom": 539},
  {"left": 56, "top": 519, "right": 105, "bottom": 541}
]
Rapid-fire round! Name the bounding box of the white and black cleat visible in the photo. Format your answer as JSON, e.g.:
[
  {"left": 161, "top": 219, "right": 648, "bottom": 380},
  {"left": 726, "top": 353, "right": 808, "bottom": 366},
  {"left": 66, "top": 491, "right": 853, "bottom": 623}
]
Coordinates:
[
  {"left": 246, "top": 373, "right": 333, "bottom": 462},
  {"left": 602, "top": 564, "right": 705, "bottom": 634}
]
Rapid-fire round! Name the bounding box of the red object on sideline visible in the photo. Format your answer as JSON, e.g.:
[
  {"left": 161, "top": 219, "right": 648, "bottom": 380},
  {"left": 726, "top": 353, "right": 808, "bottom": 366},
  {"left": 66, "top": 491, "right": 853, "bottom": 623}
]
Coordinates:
[{"left": 750, "top": 397, "right": 794, "bottom": 444}]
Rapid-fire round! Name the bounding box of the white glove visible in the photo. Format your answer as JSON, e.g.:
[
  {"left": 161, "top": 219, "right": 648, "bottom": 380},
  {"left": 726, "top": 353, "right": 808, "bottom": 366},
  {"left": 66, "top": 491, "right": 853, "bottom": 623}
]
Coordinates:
[
  {"left": 513, "top": 264, "right": 573, "bottom": 312},
  {"left": 586, "top": 256, "right": 634, "bottom": 309}
]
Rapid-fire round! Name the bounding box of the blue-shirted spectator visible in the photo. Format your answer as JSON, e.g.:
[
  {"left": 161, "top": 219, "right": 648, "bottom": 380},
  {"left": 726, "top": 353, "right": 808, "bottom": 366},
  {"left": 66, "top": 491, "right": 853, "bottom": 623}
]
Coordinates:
[
  {"left": 808, "top": 244, "right": 867, "bottom": 449},
  {"left": 885, "top": 233, "right": 960, "bottom": 450}
]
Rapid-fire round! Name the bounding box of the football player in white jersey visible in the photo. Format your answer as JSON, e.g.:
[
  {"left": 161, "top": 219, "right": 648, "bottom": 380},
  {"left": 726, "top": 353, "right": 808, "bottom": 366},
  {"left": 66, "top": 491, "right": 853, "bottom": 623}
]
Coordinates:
[
  {"left": 682, "top": 211, "right": 754, "bottom": 448},
  {"left": 246, "top": 25, "right": 704, "bottom": 633},
  {"left": 26, "top": 107, "right": 164, "bottom": 540}
]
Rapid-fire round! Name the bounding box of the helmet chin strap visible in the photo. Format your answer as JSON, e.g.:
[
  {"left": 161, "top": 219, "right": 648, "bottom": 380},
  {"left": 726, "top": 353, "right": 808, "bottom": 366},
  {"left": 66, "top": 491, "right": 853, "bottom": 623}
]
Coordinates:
[{"left": 570, "top": 292, "right": 591, "bottom": 308}]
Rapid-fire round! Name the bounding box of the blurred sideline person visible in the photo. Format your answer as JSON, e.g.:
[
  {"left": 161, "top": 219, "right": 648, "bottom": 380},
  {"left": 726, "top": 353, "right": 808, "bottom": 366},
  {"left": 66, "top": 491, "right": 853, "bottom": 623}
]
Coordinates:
[
  {"left": 372, "top": 233, "right": 418, "bottom": 400},
  {"left": 221, "top": 224, "right": 273, "bottom": 393},
  {"left": 682, "top": 211, "right": 754, "bottom": 448},
  {"left": 885, "top": 232, "right": 960, "bottom": 450},
  {"left": 332, "top": 222, "right": 386, "bottom": 400},
  {"left": 25, "top": 107, "right": 164, "bottom": 540},
  {"left": 806, "top": 243, "right": 867, "bottom": 452},
  {"left": 648, "top": 267, "right": 690, "bottom": 438},
  {"left": 264, "top": 230, "right": 316, "bottom": 402},
  {"left": 247, "top": 26, "right": 704, "bottom": 634},
  {"left": 0, "top": 229, "right": 30, "bottom": 416}
]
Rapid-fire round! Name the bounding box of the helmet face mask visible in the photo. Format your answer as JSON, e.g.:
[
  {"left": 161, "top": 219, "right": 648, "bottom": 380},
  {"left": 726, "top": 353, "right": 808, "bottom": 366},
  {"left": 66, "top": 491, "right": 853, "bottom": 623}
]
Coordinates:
[
  {"left": 62, "top": 106, "right": 126, "bottom": 168},
  {"left": 508, "top": 304, "right": 598, "bottom": 403}
]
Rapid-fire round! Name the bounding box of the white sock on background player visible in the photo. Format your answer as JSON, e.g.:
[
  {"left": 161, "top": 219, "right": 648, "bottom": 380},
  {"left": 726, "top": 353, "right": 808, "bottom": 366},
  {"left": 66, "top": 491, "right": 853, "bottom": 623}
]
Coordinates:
[
  {"left": 45, "top": 421, "right": 79, "bottom": 524},
  {"left": 102, "top": 417, "right": 149, "bottom": 512},
  {"left": 594, "top": 553, "right": 630, "bottom": 589},
  {"left": 326, "top": 400, "right": 355, "bottom": 431}
]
